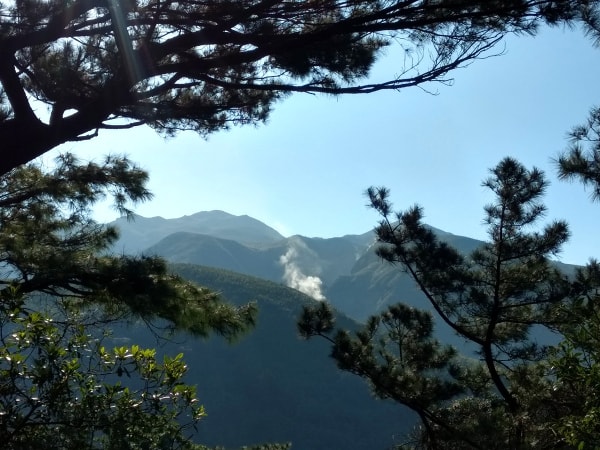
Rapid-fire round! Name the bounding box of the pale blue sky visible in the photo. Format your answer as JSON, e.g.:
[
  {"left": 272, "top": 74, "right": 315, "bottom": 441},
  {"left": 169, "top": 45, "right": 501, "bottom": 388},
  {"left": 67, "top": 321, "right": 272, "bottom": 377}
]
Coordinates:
[{"left": 50, "top": 25, "right": 600, "bottom": 265}]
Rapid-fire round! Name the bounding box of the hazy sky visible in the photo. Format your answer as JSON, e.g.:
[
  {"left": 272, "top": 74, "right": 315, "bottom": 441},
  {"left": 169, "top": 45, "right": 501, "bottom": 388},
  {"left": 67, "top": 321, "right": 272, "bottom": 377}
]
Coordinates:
[{"left": 48, "top": 25, "right": 600, "bottom": 265}]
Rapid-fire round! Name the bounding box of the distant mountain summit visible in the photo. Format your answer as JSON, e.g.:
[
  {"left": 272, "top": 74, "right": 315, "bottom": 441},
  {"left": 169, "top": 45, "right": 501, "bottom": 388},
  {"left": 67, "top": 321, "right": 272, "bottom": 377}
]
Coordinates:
[
  {"left": 110, "top": 210, "right": 285, "bottom": 253},
  {"left": 106, "top": 211, "right": 493, "bottom": 322},
  {"left": 102, "top": 211, "right": 580, "bottom": 448},
  {"left": 109, "top": 210, "right": 579, "bottom": 325}
]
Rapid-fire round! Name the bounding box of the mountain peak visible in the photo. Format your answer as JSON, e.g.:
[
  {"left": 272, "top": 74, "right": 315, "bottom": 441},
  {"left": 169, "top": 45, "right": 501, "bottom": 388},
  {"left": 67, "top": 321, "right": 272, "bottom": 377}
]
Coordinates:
[
  {"left": 109, "top": 210, "right": 285, "bottom": 253},
  {"left": 186, "top": 210, "right": 233, "bottom": 218}
]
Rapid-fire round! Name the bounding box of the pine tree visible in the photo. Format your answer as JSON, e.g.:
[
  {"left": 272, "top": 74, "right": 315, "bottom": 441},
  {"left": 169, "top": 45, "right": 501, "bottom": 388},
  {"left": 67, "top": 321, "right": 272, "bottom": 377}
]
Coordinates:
[
  {"left": 299, "top": 157, "right": 574, "bottom": 448},
  {"left": 0, "top": 153, "right": 256, "bottom": 338},
  {"left": 546, "top": 106, "right": 600, "bottom": 448},
  {"left": 558, "top": 106, "right": 600, "bottom": 200},
  {"left": 548, "top": 269, "right": 600, "bottom": 448},
  {"left": 0, "top": 154, "right": 261, "bottom": 448},
  {"left": 0, "top": 0, "right": 594, "bottom": 174}
]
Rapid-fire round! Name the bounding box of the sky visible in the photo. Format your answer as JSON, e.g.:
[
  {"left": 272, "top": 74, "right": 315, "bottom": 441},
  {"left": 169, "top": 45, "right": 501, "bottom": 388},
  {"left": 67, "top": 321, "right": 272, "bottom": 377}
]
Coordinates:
[{"left": 47, "top": 25, "right": 600, "bottom": 266}]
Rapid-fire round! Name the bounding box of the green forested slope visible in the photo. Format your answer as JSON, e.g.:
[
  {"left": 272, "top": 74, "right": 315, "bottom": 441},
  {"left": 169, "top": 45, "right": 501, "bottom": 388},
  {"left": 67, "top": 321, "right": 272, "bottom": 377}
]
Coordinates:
[{"left": 113, "top": 264, "right": 414, "bottom": 449}]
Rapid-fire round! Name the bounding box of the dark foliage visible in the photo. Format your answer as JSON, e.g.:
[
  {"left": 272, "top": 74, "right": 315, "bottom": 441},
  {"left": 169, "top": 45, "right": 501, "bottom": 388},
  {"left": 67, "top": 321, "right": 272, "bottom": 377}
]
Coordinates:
[
  {"left": 0, "top": 155, "right": 270, "bottom": 448},
  {"left": 300, "top": 158, "right": 577, "bottom": 448},
  {"left": 0, "top": 153, "right": 256, "bottom": 339},
  {"left": 0, "top": 0, "right": 596, "bottom": 173}
]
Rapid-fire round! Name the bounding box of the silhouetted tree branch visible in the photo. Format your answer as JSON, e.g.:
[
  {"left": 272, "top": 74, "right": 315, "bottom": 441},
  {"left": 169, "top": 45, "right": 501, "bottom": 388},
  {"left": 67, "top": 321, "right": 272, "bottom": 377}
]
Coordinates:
[{"left": 0, "top": 0, "right": 594, "bottom": 174}]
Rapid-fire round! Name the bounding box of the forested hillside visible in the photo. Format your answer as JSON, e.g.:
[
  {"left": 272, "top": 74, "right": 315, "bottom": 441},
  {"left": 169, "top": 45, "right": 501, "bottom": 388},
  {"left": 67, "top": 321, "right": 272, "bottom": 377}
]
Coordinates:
[
  {"left": 111, "top": 212, "right": 579, "bottom": 328},
  {"left": 110, "top": 264, "right": 412, "bottom": 449},
  {"left": 2, "top": 0, "right": 600, "bottom": 448}
]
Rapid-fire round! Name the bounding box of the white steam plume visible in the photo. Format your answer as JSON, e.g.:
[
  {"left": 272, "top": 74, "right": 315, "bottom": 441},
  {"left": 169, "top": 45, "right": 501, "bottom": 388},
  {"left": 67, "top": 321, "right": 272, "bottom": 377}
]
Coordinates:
[{"left": 279, "top": 246, "right": 326, "bottom": 301}]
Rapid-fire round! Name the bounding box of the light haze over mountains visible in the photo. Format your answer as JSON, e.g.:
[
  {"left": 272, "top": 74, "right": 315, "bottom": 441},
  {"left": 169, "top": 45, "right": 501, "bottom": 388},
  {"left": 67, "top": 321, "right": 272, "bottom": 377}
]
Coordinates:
[
  {"left": 72, "top": 26, "right": 600, "bottom": 267},
  {"left": 107, "top": 210, "right": 576, "bottom": 448},
  {"left": 108, "top": 210, "right": 421, "bottom": 448},
  {"left": 111, "top": 210, "right": 496, "bottom": 321}
]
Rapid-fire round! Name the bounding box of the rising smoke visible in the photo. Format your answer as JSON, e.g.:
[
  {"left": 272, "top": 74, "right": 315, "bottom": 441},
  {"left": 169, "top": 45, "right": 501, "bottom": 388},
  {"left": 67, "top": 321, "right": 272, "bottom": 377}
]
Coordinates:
[{"left": 279, "top": 244, "right": 326, "bottom": 301}]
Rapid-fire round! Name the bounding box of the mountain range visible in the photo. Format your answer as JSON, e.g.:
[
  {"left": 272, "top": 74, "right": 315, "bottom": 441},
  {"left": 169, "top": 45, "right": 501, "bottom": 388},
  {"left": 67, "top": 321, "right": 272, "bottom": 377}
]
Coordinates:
[
  {"left": 112, "top": 264, "right": 409, "bottom": 449},
  {"left": 111, "top": 211, "right": 285, "bottom": 253},
  {"left": 107, "top": 210, "right": 577, "bottom": 449},
  {"left": 111, "top": 210, "right": 491, "bottom": 324}
]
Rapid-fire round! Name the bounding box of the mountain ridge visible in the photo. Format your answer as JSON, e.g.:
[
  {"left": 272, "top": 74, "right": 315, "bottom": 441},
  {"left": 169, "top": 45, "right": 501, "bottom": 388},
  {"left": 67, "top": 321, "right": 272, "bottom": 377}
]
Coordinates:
[
  {"left": 112, "top": 263, "right": 411, "bottom": 449},
  {"left": 111, "top": 210, "right": 287, "bottom": 252},
  {"left": 106, "top": 211, "right": 579, "bottom": 447},
  {"left": 110, "top": 210, "right": 488, "bottom": 251},
  {"left": 108, "top": 210, "right": 579, "bottom": 324}
]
